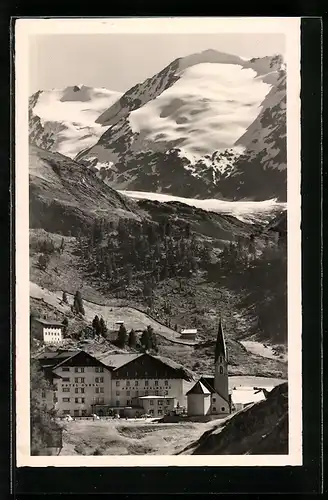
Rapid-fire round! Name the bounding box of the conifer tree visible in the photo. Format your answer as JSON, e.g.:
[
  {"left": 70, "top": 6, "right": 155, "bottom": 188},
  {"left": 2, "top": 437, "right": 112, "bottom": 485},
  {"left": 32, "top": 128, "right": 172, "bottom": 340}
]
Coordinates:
[
  {"left": 116, "top": 323, "right": 128, "bottom": 348},
  {"left": 128, "top": 329, "right": 137, "bottom": 348},
  {"left": 99, "top": 317, "right": 107, "bottom": 337},
  {"left": 92, "top": 315, "right": 101, "bottom": 335}
]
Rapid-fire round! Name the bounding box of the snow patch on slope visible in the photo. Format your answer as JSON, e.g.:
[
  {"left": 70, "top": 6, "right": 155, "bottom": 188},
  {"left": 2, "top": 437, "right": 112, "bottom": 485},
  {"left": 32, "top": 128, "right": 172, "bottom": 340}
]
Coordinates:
[
  {"left": 31, "top": 85, "right": 122, "bottom": 158},
  {"left": 119, "top": 190, "right": 286, "bottom": 224},
  {"left": 128, "top": 63, "right": 271, "bottom": 158}
]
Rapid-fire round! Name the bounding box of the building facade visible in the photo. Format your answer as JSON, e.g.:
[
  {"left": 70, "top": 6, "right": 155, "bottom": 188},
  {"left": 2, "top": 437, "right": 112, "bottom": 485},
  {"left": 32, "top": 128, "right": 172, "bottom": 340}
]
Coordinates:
[
  {"left": 31, "top": 317, "right": 63, "bottom": 344},
  {"left": 36, "top": 350, "right": 194, "bottom": 417}
]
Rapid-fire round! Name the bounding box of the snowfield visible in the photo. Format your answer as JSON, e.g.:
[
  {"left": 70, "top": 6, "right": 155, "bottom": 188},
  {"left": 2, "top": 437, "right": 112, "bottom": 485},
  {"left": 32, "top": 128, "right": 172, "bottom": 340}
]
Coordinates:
[
  {"left": 119, "top": 190, "right": 286, "bottom": 224},
  {"left": 128, "top": 63, "right": 271, "bottom": 158},
  {"left": 31, "top": 85, "right": 122, "bottom": 158}
]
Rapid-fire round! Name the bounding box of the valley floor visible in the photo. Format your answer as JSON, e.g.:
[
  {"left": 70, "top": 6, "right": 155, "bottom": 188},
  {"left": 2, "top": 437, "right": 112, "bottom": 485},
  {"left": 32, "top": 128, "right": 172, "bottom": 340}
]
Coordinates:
[{"left": 60, "top": 419, "right": 211, "bottom": 456}]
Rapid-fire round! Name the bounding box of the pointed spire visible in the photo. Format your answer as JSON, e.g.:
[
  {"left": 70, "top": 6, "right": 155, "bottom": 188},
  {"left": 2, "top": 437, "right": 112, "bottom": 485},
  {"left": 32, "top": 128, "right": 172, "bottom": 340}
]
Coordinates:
[{"left": 215, "top": 317, "right": 226, "bottom": 363}]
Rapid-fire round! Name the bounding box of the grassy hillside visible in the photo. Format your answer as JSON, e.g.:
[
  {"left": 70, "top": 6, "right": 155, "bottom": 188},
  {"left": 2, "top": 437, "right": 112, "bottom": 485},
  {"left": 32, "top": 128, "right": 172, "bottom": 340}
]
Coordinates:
[{"left": 29, "top": 145, "right": 143, "bottom": 236}]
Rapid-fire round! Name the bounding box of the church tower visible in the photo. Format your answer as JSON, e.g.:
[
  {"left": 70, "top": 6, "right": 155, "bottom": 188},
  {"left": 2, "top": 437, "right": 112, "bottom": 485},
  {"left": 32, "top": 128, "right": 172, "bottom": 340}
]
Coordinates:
[{"left": 214, "top": 318, "right": 229, "bottom": 406}]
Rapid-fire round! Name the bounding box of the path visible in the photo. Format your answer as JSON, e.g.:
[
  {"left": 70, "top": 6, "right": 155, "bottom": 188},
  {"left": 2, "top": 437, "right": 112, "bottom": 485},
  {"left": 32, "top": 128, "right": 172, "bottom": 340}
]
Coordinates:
[{"left": 30, "top": 282, "right": 200, "bottom": 346}]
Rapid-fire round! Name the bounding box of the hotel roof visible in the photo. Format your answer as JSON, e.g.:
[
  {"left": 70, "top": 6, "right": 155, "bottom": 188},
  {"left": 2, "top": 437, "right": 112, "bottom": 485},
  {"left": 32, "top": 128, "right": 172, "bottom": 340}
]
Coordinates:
[{"left": 34, "top": 318, "right": 64, "bottom": 327}]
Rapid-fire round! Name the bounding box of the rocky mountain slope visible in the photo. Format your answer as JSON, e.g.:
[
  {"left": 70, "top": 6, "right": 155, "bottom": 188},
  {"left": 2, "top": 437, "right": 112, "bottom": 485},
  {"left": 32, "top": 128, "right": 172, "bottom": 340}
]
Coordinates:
[
  {"left": 178, "top": 382, "right": 288, "bottom": 455},
  {"left": 29, "top": 145, "right": 142, "bottom": 236},
  {"left": 69, "top": 51, "right": 286, "bottom": 201},
  {"left": 29, "top": 85, "right": 122, "bottom": 158}
]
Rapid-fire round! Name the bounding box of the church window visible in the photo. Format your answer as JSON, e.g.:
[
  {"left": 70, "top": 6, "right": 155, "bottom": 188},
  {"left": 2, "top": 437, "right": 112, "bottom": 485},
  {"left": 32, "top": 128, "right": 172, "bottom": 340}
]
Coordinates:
[
  {"left": 219, "top": 366, "right": 223, "bottom": 374},
  {"left": 213, "top": 407, "right": 216, "bottom": 412},
  {"left": 212, "top": 397, "right": 216, "bottom": 402},
  {"left": 221, "top": 407, "right": 225, "bottom": 411},
  {"left": 219, "top": 356, "right": 223, "bottom": 363}
]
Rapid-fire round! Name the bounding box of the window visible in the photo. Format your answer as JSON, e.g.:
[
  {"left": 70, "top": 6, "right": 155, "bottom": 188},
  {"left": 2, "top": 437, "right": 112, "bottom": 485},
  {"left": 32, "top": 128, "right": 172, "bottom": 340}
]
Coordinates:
[
  {"left": 213, "top": 407, "right": 216, "bottom": 412},
  {"left": 219, "top": 356, "right": 223, "bottom": 363},
  {"left": 150, "top": 400, "right": 154, "bottom": 405},
  {"left": 126, "top": 381, "right": 130, "bottom": 386},
  {"left": 41, "top": 391, "right": 46, "bottom": 398},
  {"left": 75, "top": 367, "right": 84, "bottom": 373},
  {"left": 145, "top": 380, "right": 149, "bottom": 386},
  {"left": 63, "top": 388, "right": 70, "bottom": 393},
  {"left": 75, "top": 397, "right": 85, "bottom": 404},
  {"left": 212, "top": 397, "right": 216, "bottom": 403},
  {"left": 75, "top": 388, "right": 78, "bottom": 393},
  {"left": 116, "top": 401, "right": 119, "bottom": 406},
  {"left": 158, "top": 410, "right": 163, "bottom": 415},
  {"left": 95, "top": 367, "right": 104, "bottom": 373},
  {"left": 74, "top": 410, "right": 80, "bottom": 416},
  {"left": 116, "top": 381, "right": 120, "bottom": 387},
  {"left": 155, "top": 391, "right": 159, "bottom": 396},
  {"left": 95, "top": 377, "right": 103, "bottom": 383},
  {"left": 63, "top": 410, "right": 70, "bottom": 415},
  {"left": 62, "top": 367, "right": 70, "bottom": 372},
  {"left": 155, "top": 380, "right": 158, "bottom": 386},
  {"left": 164, "top": 390, "right": 168, "bottom": 395},
  {"left": 164, "top": 380, "right": 168, "bottom": 386},
  {"left": 127, "top": 400, "right": 131, "bottom": 405},
  {"left": 97, "top": 398, "right": 104, "bottom": 404},
  {"left": 75, "top": 377, "right": 85, "bottom": 383},
  {"left": 116, "top": 391, "right": 120, "bottom": 396},
  {"left": 63, "top": 398, "right": 70, "bottom": 402},
  {"left": 62, "top": 377, "right": 70, "bottom": 382},
  {"left": 135, "top": 381, "right": 138, "bottom": 386},
  {"left": 219, "top": 367, "right": 223, "bottom": 374},
  {"left": 158, "top": 400, "right": 163, "bottom": 406},
  {"left": 166, "top": 400, "right": 171, "bottom": 405},
  {"left": 149, "top": 409, "right": 154, "bottom": 415},
  {"left": 221, "top": 407, "right": 225, "bottom": 412},
  {"left": 96, "top": 387, "right": 104, "bottom": 394}
]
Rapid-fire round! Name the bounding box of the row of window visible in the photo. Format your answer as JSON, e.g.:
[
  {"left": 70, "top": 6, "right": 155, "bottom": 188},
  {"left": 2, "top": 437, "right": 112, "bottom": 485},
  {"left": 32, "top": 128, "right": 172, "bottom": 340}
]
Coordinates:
[
  {"left": 62, "top": 397, "right": 86, "bottom": 403},
  {"left": 115, "top": 380, "right": 169, "bottom": 387},
  {"left": 44, "top": 331, "right": 61, "bottom": 336},
  {"left": 61, "top": 377, "right": 104, "bottom": 384},
  {"left": 115, "top": 390, "right": 169, "bottom": 397},
  {"left": 61, "top": 367, "right": 104, "bottom": 373}
]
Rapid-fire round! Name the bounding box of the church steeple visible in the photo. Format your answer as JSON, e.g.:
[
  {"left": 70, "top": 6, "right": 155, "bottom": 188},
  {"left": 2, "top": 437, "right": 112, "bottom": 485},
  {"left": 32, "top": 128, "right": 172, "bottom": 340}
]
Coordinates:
[
  {"left": 214, "top": 317, "right": 229, "bottom": 407},
  {"left": 214, "top": 317, "right": 226, "bottom": 363}
]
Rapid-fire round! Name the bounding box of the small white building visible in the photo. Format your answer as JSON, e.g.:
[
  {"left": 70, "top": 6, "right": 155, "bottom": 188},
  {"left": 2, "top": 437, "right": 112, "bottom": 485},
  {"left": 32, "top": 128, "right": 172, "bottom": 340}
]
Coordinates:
[
  {"left": 180, "top": 329, "right": 197, "bottom": 340},
  {"left": 32, "top": 317, "right": 63, "bottom": 344}
]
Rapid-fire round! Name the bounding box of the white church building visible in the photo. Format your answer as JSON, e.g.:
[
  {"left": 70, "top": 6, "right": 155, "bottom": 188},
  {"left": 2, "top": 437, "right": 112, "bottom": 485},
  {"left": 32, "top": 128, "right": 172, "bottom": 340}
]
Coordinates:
[{"left": 186, "top": 319, "right": 231, "bottom": 417}]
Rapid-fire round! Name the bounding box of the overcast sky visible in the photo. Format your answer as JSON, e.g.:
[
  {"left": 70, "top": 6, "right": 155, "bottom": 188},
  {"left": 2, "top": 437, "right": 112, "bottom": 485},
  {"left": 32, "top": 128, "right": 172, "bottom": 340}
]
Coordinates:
[{"left": 29, "top": 33, "right": 285, "bottom": 94}]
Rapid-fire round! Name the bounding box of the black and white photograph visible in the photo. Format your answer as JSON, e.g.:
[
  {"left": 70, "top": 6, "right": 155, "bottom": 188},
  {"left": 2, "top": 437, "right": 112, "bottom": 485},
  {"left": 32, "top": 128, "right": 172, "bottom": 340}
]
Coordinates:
[{"left": 15, "top": 17, "right": 302, "bottom": 466}]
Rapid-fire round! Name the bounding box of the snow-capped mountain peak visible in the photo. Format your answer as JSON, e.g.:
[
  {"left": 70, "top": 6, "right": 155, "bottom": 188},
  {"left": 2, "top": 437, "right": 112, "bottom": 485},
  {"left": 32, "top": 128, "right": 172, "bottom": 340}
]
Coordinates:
[{"left": 29, "top": 85, "right": 123, "bottom": 158}]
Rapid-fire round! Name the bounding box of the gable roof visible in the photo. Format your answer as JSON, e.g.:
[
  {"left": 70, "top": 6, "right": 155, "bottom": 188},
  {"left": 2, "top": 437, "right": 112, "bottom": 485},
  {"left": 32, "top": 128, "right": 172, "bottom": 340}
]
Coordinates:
[
  {"left": 186, "top": 380, "right": 211, "bottom": 395},
  {"left": 96, "top": 352, "right": 194, "bottom": 381},
  {"left": 96, "top": 353, "right": 142, "bottom": 369},
  {"left": 34, "top": 318, "right": 64, "bottom": 327},
  {"left": 35, "top": 350, "right": 111, "bottom": 371},
  {"left": 198, "top": 376, "right": 230, "bottom": 405}
]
